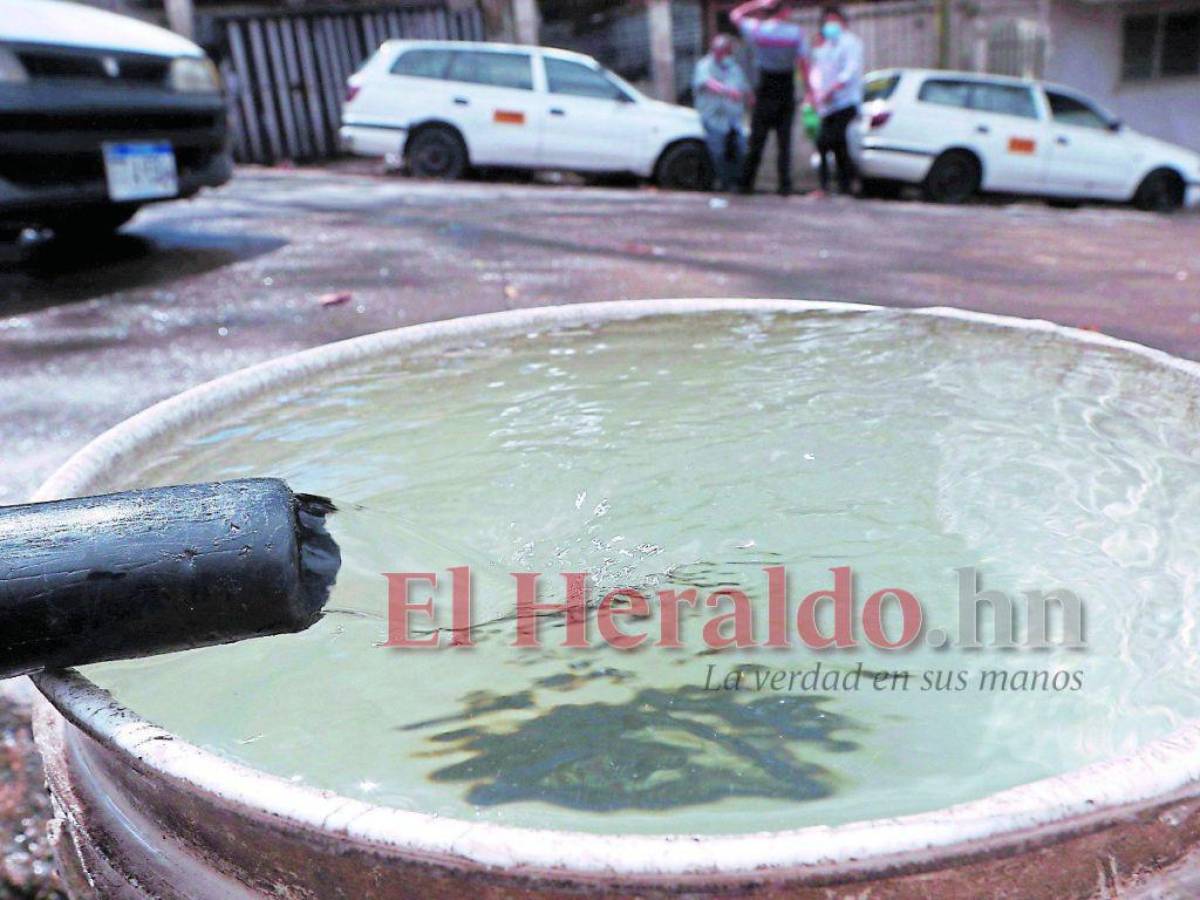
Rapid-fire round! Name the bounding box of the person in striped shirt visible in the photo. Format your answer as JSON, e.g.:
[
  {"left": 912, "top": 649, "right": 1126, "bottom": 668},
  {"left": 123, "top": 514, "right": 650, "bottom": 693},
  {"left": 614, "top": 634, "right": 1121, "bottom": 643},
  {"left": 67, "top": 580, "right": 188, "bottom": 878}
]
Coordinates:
[{"left": 731, "top": 0, "right": 812, "bottom": 196}]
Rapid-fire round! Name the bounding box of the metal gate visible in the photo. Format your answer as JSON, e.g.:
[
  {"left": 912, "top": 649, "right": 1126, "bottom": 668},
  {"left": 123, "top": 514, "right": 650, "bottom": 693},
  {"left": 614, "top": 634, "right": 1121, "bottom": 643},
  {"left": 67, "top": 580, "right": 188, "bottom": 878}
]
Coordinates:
[{"left": 213, "top": 4, "right": 486, "bottom": 164}]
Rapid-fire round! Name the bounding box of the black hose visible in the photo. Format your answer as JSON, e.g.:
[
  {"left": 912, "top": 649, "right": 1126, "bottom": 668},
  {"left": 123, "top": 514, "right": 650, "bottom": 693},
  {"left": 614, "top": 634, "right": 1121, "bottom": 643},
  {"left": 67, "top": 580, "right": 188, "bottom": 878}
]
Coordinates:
[{"left": 0, "top": 478, "right": 341, "bottom": 679}]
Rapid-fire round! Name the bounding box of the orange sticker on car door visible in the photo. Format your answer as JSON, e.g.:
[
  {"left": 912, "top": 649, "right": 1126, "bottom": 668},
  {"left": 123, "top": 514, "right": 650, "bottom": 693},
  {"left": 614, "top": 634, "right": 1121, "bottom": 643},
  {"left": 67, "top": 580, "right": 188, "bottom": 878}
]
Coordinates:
[
  {"left": 1008, "top": 137, "right": 1037, "bottom": 154},
  {"left": 494, "top": 110, "right": 525, "bottom": 125}
]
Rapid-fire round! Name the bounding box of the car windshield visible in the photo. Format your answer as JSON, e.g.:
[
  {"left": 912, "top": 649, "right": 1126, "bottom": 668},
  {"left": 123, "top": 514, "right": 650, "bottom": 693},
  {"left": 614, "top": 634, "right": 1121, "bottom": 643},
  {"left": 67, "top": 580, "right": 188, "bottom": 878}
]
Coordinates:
[
  {"left": 545, "top": 57, "right": 631, "bottom": 101},
  {"left": 1046, "top": 90, "right": 1114, "bottom": 130},
  {"left": 602, "top": 67, "right": 640, "bottom": 101}
]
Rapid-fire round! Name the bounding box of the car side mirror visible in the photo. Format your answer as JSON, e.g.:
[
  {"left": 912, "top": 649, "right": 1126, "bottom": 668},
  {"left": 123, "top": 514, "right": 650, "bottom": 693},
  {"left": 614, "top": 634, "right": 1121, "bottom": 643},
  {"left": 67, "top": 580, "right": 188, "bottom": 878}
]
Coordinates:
[{"left": 1107, "top": 119, "right": 1123, "bottom": 133}]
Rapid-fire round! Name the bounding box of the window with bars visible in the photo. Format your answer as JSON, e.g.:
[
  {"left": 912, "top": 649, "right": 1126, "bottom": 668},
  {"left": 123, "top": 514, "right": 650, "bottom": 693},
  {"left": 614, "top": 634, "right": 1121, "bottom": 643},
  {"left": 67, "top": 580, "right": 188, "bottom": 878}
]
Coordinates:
[{"left": 1122, "top": 10, "right": 1200, "bottom": 80}]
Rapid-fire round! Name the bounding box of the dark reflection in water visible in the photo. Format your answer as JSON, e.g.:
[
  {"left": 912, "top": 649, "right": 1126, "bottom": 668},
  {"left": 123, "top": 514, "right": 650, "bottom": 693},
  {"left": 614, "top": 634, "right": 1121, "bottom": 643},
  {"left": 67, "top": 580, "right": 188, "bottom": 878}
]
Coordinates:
[
  {"left": 402, "top": 681, "right": 859, "bottom": 812},
  {"left": 532, "top": 667, "right": 633, "bottom": 691},
  {"left": 666, "top": 556, "right": 785, "bottom": 590},
  {"left": 403, "top": 690, "right": 538, "bottom": 732}
]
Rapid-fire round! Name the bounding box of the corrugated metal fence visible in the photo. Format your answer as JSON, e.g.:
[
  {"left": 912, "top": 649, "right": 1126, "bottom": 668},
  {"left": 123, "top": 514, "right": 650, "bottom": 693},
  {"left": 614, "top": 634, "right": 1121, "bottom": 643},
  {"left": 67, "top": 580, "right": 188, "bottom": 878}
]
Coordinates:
[{"left": 215, "top": 4, "right": 485, "bottom": 164}]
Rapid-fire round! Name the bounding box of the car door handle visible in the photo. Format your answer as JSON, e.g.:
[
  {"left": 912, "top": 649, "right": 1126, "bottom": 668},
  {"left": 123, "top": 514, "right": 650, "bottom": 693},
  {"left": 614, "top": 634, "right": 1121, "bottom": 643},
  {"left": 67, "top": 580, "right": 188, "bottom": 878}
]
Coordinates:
[
  {"left": 975, "top": 124, "right": 990, "bottom": 134},
  {"left": 453, "top": 96, "right": 469, "bottom": 106},
  {"left": 550, "top": 108, "right": 566, "bottom": 116},
  {"left": 1056, "top": 135, "right": 1070, "bottom": 146}
]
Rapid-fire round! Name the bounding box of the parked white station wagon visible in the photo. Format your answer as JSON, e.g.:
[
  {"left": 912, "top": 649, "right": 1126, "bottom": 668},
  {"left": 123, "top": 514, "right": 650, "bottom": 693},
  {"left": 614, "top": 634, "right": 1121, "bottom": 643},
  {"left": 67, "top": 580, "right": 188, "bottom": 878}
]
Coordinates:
[
  {"left": 340, "top": 40, "right": 712, "bottom": 190},
  {"left": 849, "top": 68, "right": 1200, "bottom": 212}
]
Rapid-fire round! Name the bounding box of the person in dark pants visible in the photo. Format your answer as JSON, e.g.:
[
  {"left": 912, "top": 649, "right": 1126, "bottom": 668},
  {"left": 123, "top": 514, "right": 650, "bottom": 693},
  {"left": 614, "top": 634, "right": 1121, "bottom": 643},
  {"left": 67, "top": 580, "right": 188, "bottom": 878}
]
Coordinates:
[
  {"left": 811, "top": 5, "right": 864, "bottom": 196},
  {"left": 730, "top": 0, "right": 811, "bottom": 196}
]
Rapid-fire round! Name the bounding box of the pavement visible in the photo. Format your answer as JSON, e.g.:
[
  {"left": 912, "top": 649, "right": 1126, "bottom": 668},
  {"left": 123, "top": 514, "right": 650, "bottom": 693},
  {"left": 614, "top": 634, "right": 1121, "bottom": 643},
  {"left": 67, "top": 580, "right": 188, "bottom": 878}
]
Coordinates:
[{"left": 1, "top": 166, "right": 1199, "bottom": 896}]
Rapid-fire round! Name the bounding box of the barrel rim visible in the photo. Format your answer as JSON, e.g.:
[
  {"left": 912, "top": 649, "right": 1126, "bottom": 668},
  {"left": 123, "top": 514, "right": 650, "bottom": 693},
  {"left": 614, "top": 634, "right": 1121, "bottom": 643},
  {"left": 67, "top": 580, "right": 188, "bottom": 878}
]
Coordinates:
[{"left": 32, "top": 297, "right": 1200, "bottom": 877}]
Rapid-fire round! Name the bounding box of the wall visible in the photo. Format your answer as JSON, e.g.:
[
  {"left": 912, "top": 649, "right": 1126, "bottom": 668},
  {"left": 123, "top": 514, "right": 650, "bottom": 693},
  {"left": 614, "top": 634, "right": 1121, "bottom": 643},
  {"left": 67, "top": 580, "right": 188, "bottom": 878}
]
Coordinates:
[
  {"left": 1045, "top": 0, "right": 1200, "bottom": 152},
  {"left": 540, "top": 0, "right": 703, "bottom": 101}
]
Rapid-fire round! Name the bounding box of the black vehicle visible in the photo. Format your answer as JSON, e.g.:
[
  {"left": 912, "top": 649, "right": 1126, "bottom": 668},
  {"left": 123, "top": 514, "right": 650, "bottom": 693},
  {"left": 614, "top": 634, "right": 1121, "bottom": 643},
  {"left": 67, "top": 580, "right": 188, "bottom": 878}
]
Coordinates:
[{"left": 0, "top": 0, "right": 232, "bottom": 238}]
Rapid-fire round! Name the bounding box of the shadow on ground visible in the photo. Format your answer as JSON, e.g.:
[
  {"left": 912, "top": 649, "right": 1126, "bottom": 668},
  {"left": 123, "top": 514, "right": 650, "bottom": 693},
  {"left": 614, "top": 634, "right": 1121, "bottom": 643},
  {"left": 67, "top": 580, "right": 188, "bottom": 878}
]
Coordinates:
[{"left": 1, "top": 227, "right": 286, "bottom": 316}]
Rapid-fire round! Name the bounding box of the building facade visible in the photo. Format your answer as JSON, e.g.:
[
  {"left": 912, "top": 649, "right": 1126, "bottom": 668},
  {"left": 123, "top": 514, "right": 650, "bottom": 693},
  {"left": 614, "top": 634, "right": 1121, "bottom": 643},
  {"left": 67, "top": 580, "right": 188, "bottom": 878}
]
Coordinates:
[{"left": 1044, "top": 0, "right": 1200, "bottom": 152}]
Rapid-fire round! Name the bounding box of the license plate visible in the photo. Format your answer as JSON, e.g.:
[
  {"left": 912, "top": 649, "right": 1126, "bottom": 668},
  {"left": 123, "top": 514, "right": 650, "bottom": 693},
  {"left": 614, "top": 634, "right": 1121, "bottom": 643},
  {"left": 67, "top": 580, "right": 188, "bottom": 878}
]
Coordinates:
[{"left": 102, "top": 141, "right": 178, "bottom": 202}]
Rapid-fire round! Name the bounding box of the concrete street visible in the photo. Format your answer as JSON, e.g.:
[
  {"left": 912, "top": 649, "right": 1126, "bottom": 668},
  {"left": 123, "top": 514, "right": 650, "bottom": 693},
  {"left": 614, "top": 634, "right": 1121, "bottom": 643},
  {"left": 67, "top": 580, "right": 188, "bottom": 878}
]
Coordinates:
[
  {"left": 1, "top": 168, "right": 1198, "bottom": 895},
  {"left": 3, "top": 167, "right": 1198, "bottom": 505}
]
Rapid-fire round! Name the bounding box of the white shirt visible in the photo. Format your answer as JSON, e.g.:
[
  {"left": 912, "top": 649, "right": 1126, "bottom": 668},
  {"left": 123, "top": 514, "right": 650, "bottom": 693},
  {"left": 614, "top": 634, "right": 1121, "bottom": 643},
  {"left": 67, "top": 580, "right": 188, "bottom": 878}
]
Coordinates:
[{"left": 812, "top": 31, "right": 864, "bottom": 115}]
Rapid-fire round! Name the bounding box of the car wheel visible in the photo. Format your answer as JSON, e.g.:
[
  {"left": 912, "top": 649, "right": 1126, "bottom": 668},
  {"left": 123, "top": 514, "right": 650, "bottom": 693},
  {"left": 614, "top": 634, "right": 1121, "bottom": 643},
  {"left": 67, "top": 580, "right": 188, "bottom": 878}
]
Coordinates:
[
  {"left": 50, "top": 205, "right": 139, "bottom": 238},
  {"left": 407, "top": 127, "right": 468, "bottom": 180},
  {"left": 1133, "top": 169, "right": 1184, "bottom": 213},
  {"left": 859, "top": 178, "right": 902, "bottom": 200},
  {"left": 655, "top": 142, "right": 714, "bottom": 191},
  {"left": 922, "top": 151, "right": 981, "bottom": 204}
]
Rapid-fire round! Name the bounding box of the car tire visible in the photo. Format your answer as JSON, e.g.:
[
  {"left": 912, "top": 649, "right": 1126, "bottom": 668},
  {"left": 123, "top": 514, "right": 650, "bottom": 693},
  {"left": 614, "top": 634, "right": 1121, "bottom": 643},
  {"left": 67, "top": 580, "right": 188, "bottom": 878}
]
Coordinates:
[
  {"left": 50, "top": 205, "right": 139, "bottom": 238},
  {"left": 655, "top": 142, "right": 714, "bottom": 192},
  {"left": 922, "top": 151, "right": 981, "bottom": 204},
  {"left": 859, "top": 178, "right": 902, "bottom": 200},
  {"left": 406, "top": 126, "right": 468, "bottom": 180},
  {"left": 1133, "top": 169, "right": 1184, "bottom": 213}
]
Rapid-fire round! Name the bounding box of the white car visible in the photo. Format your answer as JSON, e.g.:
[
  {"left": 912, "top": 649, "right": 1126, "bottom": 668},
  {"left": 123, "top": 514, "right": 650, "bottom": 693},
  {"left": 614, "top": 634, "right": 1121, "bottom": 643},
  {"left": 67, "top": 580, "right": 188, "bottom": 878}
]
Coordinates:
[
  {"left": 340, "top": 40, "right": 712, "bottom": 190},
  {"left": 849, "top": 68, "right": 1200, "bottom": 212}
]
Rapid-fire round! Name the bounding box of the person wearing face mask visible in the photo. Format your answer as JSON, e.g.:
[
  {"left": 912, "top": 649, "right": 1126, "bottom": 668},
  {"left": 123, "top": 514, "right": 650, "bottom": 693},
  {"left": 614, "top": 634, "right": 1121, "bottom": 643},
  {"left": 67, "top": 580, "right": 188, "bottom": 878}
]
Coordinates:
[
  {"left": 692, "top": 34, "right": 752, "bottom": 192},
  {"left": 811, "top": 5, "right": 864, "bottom": 196},
  {"left": 730, "top": 0, "right": 811, "bottom": 196}
]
